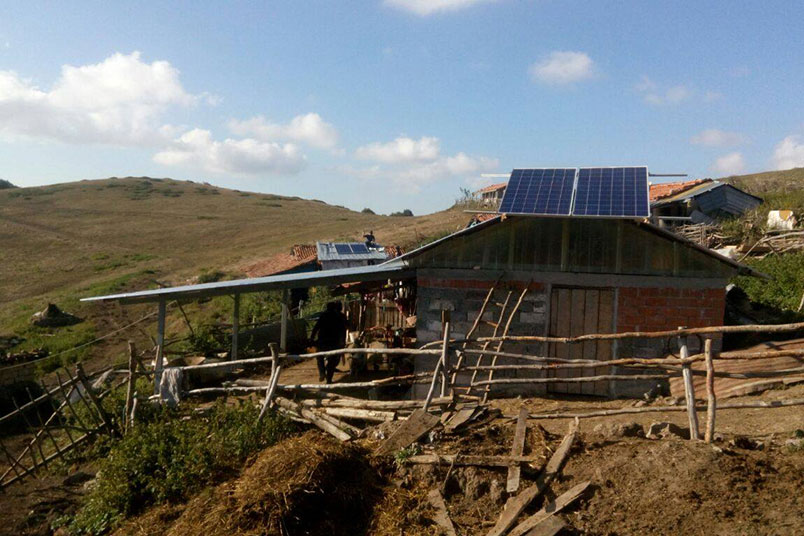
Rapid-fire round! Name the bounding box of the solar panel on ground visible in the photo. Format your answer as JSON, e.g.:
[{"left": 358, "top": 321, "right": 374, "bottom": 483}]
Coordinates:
[
  {"left": 498, "top": 168, "right": 577, "bottom": 216},
  {"left": 573, "top": 167, "right": 649, "bottom": 217}
]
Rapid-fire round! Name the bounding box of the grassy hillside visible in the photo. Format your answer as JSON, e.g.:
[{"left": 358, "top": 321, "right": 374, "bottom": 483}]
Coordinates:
[{"left": 0, "top": 177, "right": 469, "bottom": 369}]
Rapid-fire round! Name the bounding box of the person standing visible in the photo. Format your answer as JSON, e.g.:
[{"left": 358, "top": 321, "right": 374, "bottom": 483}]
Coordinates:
[{"left": 311, "top": 301, "right": 348, "bottom": 383}]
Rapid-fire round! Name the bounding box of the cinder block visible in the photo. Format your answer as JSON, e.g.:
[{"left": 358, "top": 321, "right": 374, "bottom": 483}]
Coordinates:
[{"left": 519, "top": 312, "right": 545, "bottom": 324}]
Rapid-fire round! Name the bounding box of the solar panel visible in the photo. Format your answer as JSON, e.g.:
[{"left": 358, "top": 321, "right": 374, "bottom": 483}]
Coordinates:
[
  {"left": 573, "top": 167, "right": 649, "bottom": 217},
  {"left": 350, "top": 243, "right": 370, "bottom": 254},
  {"left": 498, "top": 168, "right": 577, "bottom": 216},
  {"left": 334, "top": 244, "right": 353, "bottom": 255}
]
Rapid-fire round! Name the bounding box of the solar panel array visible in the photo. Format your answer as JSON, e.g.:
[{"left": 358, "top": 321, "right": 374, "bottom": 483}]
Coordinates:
[
  {"left": 334, "top": 243, "right": 370, "bottom": 255},
  {"left": 496, "top": 166, "right": 649, "bottom": 218}
]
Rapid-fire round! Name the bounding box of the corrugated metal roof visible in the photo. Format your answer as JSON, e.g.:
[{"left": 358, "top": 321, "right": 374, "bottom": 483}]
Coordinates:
[
  {"left": 82, "top": 263, "right": 414, "bottom": 304},
  {"left": 316, "top": 242, "right": 390, "bottom": 262}
]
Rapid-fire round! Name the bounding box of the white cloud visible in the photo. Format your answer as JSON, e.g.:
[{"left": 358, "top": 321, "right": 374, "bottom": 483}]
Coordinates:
[
  {"left": 347, "top": 135, "right": 497, "bottom": 191},
  {"left": 153, "top": 128, "right": 305, "bottom": 176},
  {"left": 691, "top": 129, "right": 745, "bottom": 147},
  {"left": 228, "top": 112, "right": 338, "bottom": 150},
  {"left": 712, "top": 152, "right": 746, "bottom": 176},
  {"left": 0, "top": 51, "right": 200, "bottom": 146},
  {"left": 384, "top": 0, "right": 495, "bottom": 16},
  {"left": 772, "top": 135, "right": 804, "bottom": 170},
  {"left": 355, "top": 136, "right": 440, "bottom": 163},
  {"left": 636, "top": 76, "right": 693, "bottom": 105},
  {"left": 529, "top": 51, "right": 594, "bottom": 85}
]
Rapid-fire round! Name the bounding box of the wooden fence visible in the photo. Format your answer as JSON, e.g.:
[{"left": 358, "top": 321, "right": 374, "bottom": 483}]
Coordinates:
[
  {"left": 0, "top": 364, "right": 120, "bottom": 490},
  {"left": 156, "top": 320, "right": 804, "bottom": 444}
]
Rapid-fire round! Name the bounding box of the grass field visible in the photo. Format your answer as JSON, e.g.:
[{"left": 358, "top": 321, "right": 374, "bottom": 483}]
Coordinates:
[{"left": 0, "top": 176, "right": 469, "bottom": 369}]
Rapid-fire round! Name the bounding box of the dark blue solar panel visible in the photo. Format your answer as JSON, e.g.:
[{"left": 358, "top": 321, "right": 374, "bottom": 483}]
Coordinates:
[
  {"left": 498, "top": 168, "right": 576, "bottom": 216},
  {"left": 349, "top": 243, "right": 370, "bottom": 254},
  {"left": 334, "top": 244, "right": 353, "bottom": 255},
  {"left": 573, "top": 167, "right": 649, "bottom": 218}
]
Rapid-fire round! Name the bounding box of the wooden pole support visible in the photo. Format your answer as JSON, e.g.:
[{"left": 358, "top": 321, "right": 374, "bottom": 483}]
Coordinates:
[
  {"left": 704, "top": 338, "right": 716, "bottom": 443},
  {"left": 154, "top": 300, "right": 166, "bottom": 396},
  {"left": 678, "top": 331, "right": 700, "bottom": 441},
  {"left": 424, "top": 322, "right": 450, "bottom": 411},
  {"left": 125, "top": 341, "right": 137, "bottom": 434}
]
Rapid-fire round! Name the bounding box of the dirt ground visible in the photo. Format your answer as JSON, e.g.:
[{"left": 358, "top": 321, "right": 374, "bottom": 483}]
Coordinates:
[{"left": 1, "top": 385, "right": 803, "bottom": 535}]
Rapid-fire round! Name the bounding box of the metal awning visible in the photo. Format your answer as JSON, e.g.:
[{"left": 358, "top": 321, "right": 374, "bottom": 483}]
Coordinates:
[{"left": 82, "top": 263, "right": 414, "bottom": 304}]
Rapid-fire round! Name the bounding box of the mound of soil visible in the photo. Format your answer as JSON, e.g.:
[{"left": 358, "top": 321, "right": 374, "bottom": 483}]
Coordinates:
[
  {"left": 561, "top": 437, "right": 804, "bottom": 535},
  {"left": 116, "top": 431, "right": 380, "bottom": 536}
]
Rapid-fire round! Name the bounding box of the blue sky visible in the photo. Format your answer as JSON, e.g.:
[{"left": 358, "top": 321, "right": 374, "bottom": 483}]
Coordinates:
[{"left": 1, "top": 0, "right": 802, "bottom": 214}]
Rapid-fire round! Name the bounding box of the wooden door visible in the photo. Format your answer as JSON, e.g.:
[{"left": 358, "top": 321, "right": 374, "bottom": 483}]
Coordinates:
[{"left": 548, "top": 287, "right": 615, "bottom": 396}]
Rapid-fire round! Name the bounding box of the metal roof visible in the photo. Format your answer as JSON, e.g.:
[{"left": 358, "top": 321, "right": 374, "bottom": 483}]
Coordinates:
[
  {"left": 82, "top": 263, "right": 414, "bottom": 304},
  {"left": 651, "top": 181, "right": 762, "bottom": 207},
  {"left": 316, "top": 242, "right": 390, "bottom": 262}
]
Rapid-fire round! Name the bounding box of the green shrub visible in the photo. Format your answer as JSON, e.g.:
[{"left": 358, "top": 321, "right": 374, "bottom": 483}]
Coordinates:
[
  {"left": 734, "top": 252, "right": 804, "bottom": 313},
  {"left": 70, "top": 402, "right": 296, "bottom": 534}
]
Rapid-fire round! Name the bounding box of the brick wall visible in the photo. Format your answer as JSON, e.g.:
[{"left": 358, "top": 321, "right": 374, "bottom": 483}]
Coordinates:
[
  {"left": 617, "top": 287, "right": 726, "bottom": 333},
  {"left": 614, "top": 286, "right": 726, "bottom": 397}
]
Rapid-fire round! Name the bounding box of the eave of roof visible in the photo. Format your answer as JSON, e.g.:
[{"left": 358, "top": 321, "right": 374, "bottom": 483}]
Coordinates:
[{"left": 82, "top": 263, "right": 414, "bottom": 304}]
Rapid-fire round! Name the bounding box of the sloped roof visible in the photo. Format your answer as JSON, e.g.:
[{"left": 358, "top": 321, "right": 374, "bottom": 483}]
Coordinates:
[
  {"left": 475, "top": 182, "right": 507, "bottom": 194},
  {"left": 649, "top": 179, "right": 711, "bottom": 202},
  {"left": 240, "top": 244, "right": 318, "bottom": 277}
]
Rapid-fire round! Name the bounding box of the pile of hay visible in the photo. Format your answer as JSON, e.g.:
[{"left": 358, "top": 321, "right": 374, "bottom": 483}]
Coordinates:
[{"left": 149, "top": 432, "right": 379, "bottom": 536}]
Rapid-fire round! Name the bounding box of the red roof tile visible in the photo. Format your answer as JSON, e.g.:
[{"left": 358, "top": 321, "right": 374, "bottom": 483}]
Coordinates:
[
  {"left": 649, "top": 179, "right": 711, "bottom": 202},
  {"left": 475, "top": 182, "right": 507, "bottom": 194}
]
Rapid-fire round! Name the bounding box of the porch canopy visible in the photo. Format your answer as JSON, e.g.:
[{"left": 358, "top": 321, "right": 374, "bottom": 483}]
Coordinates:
[{"left": 82, "top": 263, "right": 414, "bottom": 305}]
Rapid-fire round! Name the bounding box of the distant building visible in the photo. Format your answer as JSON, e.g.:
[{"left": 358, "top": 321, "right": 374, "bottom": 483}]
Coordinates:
[
  {"left": 474, "top": 182, "right": 507, "bottom": 206},
  {"left": 650, "top": 179, "right": 762, "bottom": 225}
]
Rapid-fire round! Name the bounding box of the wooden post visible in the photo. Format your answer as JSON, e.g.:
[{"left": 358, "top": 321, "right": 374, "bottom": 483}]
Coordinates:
[
  {"left": 280, "top": 289, "right": 289, "bottom": 352},
  {"left": 130, "top": 393, "right": 138, "bottom": 431},
  {"left": 678, "top": 332, "right": 700, "bottom": 440},
  {"left": 560, "top": 219, "right": 570, "bottom": 271},
  {"left": 441, "top": 311, "right": 451, "bottom": 398},
  {"left": 125, "top": 341, "right": 137, "bottom": 435},
  {"left": 269, "top": 342, "right": 279, "bottom": 378},
  {"left": 704, "top": 338, "right": 716, "bottom": 443},
  {"left": 231, "top": 293, "right": 240, "bottom": 361},
  {"left": 154, "top": 300, "right": 166, "bottom": 396},
  {"left": 424, "top": 322, "right": 450, "bottom": 411}
]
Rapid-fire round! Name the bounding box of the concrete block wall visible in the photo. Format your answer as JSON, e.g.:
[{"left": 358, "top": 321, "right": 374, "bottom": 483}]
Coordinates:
[{"left": 415, "top": 276, "right": 549, "bottom": 397}]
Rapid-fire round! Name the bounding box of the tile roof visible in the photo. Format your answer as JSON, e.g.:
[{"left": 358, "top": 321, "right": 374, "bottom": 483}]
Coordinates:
[
  {"left": 240, "top": 244, "right": 318, "bottom": 277},
  {"left": 475, "top": 182, "right": 507, "bottom": 194},
  {"left": 649, "top": 179, "right": 711, "bottom": 202}
]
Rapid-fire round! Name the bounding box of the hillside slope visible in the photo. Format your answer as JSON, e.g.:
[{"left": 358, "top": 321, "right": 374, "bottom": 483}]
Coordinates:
[
  {"left": 0, "top": 177, "right": 467, "bottom": 329},
  {"left": 723, "top": 167, "right": 804, "bottom": 196}
]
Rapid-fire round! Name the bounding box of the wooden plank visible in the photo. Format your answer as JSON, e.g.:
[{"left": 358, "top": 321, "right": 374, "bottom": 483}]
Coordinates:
[
  {"left": 487, "top": 419, "right": 578, "bottom": 536},
  {"left": 274, "top": 397, "right": 352, "bottom": 441},
  {"left": 567, "top": 289, "right": 586, "bottom": 395},
  {"left": 506, "top": 406, "right": 528, "bottom": 493},
  {"left": 444, "top": 403, "right": 479, "bottom": 432},
  {"left": 406, "top": 454, "right": 543, "bottom": 468},
  {"left": 581, "top": 290, "right": 599, "bottom": 396},
  {"left": 509, "top": 481, "right": 590, "bottom": 536},
  {"left": 595, "top": 290, "right": 614, "bottom": 396},
  {"left": 374, "top": 408, "right": 441, "bottom": 456},
  {"left": 552, "top": 288, "right": 572, "bottom": 393},
  {"left": 521, "top": 516, "right": 566, "bottom": 536},
  {"left": 427, "top": 489, "right": 457, "bottom": 536}
]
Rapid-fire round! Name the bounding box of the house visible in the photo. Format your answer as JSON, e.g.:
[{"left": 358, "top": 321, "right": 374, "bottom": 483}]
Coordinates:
[
  {"left": 474, "top": 182, "right": 507, "bottom": 206},
  {"left": 316, "top": 240, "right": 392, "bottom": 270},
  {"left": 84, "top": 167, "right": 761, "bottom": 399},
  {"left": 649, "top": 179, "right": 762, "bottom": 225}
]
